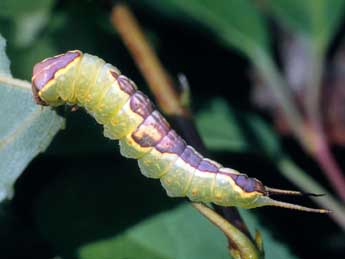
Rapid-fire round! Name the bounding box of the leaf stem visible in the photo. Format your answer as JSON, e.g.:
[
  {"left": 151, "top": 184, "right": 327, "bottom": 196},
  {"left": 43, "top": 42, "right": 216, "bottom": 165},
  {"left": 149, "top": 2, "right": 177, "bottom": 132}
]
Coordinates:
[{"left": 0, "top": 75, "right": 31, "bottom": 90}]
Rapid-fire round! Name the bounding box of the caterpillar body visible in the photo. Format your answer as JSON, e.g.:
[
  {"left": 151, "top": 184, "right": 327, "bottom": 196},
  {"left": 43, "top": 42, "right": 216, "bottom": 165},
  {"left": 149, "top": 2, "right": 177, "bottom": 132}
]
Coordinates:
[{"left": 32, "top": 50, "right": 328, "bottom": 213}]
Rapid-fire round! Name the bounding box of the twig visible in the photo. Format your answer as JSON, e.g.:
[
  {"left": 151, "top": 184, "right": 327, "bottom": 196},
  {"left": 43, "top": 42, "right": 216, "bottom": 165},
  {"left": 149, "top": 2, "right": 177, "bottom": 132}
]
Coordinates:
[
  {"left": 111, "top": 3, "right": 260, "bottom": 257},
  {"left": 111, "top": 4, "right": 186, "bottom": 117},
  {"left": 0, "top": 75, "right": 31, "bottom": 90}
]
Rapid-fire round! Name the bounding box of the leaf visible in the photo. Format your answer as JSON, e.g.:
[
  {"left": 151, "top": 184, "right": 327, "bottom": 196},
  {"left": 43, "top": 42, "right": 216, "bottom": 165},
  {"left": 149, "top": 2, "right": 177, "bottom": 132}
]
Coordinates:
[
  {"left": 84, "top": 205, "right": 300, "bottom": 259},
  {"left": 0, "top": 34, "right": 64, "bottom": 202},
  {"left": 141, "top": 0, "right": 270, "bottom": 57},
  {"left": 196, "top": 99, "right": 249, "bottom": 152},
  {"left": 34, "top": 163, "right": 299, "bottom": 259},
  {"left": 266, "top": 0, "right": 345, "bottom": 48},
  {"left": 196, "top": 98, "right": 282, "bottom": 159},
  {"left": 78, "top": 205, "right": 230, "bottom": 259}
]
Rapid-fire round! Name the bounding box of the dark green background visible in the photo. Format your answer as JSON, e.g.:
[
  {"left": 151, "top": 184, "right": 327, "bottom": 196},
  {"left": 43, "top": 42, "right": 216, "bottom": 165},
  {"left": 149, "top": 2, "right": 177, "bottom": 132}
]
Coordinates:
[{"left": 0, "top": 0, "right": 344, "bottom": 258}]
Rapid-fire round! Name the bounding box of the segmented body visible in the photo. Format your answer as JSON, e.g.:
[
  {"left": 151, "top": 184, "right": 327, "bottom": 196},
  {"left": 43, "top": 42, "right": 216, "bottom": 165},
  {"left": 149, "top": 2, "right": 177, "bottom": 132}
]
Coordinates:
[{"left": 31, "top": 50, "right": 328, "bottom": 212}]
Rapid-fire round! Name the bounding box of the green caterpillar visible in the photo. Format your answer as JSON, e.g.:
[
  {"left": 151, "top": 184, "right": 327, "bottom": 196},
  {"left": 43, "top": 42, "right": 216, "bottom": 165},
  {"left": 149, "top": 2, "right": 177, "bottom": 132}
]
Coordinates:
[{"left": 32, "top": 50, "right": 328, "bottom": 213}]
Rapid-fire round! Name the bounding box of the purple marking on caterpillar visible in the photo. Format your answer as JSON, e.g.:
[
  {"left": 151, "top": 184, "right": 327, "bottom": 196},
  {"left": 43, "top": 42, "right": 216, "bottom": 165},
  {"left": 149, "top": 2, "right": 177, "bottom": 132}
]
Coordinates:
[
  {"left": 198, "top": 159, "right": 219, "bottom": 172},
  {"left": 117, "top": 75, "right": 136, "bottom": 95},
  {"left": 132, "top": 111, "right": 171, "bottom": 147},
  {"left": 180, "top": 146, "right": 202, "bottom": 168},
  {"left": 32, "top": 51, "right": 80, "bottom": 91},
  {"left": 155, "top": 130, "right": 186, "bottom": 155},
  {"left": 32, "top": 51, "right": 80, "bottom": 105},
  {"left": 130, "top": 91, "right": 154, "bottom": 118}
]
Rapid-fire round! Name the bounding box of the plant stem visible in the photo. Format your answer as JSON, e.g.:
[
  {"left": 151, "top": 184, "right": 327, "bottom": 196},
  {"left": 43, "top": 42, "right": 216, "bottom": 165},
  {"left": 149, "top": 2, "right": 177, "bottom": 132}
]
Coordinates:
[
  {"left": 111, "top": 3, "right": 260, "bottom": 257},
  {"left": 0, "top": 75, "right": 31, "bottom": 90},
  {"left": 111, "top": 4, "right": 186, "bottom": 117}
]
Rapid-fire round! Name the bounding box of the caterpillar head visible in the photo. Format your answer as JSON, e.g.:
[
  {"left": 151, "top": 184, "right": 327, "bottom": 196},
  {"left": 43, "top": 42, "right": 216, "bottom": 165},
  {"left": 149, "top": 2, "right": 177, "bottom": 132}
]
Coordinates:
[{"left": 32, "top": 50, "right": 82, "bottom": 106}]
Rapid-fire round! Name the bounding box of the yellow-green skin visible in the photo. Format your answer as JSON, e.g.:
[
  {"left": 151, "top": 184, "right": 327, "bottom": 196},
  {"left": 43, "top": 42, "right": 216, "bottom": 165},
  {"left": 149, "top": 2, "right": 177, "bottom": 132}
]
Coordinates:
[{"left": 32, "top": 50, "right": 326, "bottom": 213}]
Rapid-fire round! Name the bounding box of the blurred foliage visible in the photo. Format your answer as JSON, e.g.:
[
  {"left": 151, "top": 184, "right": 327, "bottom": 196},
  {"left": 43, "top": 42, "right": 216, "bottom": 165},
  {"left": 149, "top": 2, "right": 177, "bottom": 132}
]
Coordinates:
[
  {"left": 196, "top": 98, "right": 281, "bottom": 158},
  {"left": 141, "top": 0, "right": 270, "bottom": 59},
  {"left": 266, "top": 0, "right": 345, "bottom": 50},
  {"left": 0, "top": 0, "right": 344, "bottom": 259}
]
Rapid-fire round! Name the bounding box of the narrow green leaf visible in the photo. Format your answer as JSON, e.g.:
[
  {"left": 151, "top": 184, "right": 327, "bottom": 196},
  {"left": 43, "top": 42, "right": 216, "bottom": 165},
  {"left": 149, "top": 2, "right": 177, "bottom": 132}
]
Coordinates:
[{"left": 0, "top": 34, "right": 64, "bottom": 201}]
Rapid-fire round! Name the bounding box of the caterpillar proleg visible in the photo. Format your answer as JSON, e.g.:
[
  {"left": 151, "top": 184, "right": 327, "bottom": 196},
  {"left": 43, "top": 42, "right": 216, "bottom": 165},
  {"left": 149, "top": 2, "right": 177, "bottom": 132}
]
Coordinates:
[{"left": 32, "top": 50, "right": 329, "bottom": 213}]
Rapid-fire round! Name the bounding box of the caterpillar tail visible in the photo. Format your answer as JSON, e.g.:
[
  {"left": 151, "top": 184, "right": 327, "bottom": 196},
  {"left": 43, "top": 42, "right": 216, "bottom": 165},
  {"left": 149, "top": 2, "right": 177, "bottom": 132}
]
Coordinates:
[
  {"left": 265, "top": 187, "right": 325, "bottom": 197},
  {"left": 253, "top": 195, "right": 330, "bottom": 213}
]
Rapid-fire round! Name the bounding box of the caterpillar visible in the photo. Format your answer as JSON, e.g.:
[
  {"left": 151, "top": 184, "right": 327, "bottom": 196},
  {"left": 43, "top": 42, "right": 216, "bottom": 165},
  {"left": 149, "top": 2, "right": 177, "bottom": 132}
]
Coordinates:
[{"left": 31, "top": 50, "right": 328, "bottom": 213}]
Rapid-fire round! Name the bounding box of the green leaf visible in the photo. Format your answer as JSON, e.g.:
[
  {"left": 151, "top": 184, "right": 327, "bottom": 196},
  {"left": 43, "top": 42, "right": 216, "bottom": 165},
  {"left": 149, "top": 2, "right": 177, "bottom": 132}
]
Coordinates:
[
  {"left": 142, "top": 0, "right": 270, "bottom": 57},
  {"left": 78, "top": 205, "right": 230, "bottom": 259},
  {"left": 0, "top": 34, "right": 64, "bottom": 202},
  {"left": 196, "top": 98, "right": 282, "bottom": 159},
  {"left": 34, "top": 163, "right": 299, "bottom": 259},
  {"left": 82, "top": 206, "right": 294, "bottom": 259},
  {"left": 196, "top": 99, "right": 249, "bottom": 152},
  {"left": 266, "top": 0, "right": 345, "bottom": 49}
]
